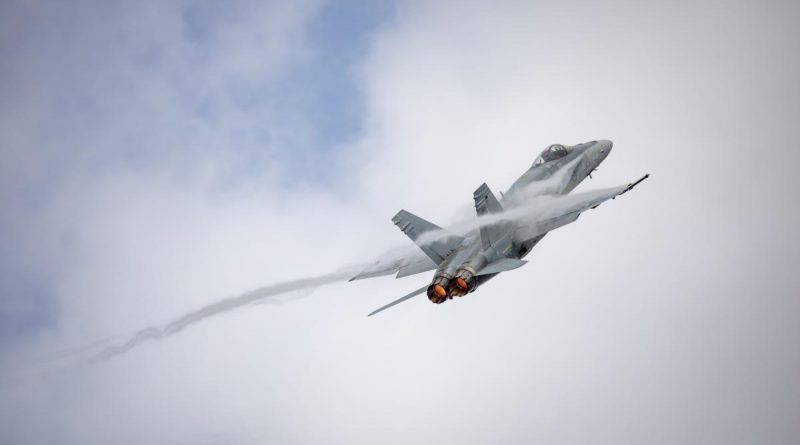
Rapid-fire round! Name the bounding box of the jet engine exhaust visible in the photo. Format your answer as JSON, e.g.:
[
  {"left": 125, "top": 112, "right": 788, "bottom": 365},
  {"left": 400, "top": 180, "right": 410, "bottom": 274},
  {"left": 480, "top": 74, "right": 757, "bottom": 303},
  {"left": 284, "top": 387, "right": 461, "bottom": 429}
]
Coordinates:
[
  {"left": 448, "top": 269, "right": 474, "bottom": 297},
  {"left": 447, "top": 250, "right": 488, "bottom": 297},
  {"left": 427, "top": 275, "right": 451, "bottom": 303}
]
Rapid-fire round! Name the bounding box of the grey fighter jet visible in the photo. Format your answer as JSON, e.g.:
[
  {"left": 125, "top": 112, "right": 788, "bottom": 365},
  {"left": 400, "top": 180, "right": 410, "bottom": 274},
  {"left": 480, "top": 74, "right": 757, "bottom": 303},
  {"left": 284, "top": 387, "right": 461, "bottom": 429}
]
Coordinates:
[{"left": 352, "top": 140, "right": 648, "bottom": 316}]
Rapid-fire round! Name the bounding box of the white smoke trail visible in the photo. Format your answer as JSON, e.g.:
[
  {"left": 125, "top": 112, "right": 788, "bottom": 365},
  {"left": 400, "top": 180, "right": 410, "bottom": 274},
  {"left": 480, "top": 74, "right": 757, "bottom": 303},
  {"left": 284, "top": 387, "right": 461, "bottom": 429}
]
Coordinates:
[
  {"left": 92, "top": 270, "right": 357, "bottom": 360},
  {"left": 86, "top": 171, "right": 635, "bottom": 361},
  {"left": 414, "top": 183, "right": 630, "bottom": 246}
]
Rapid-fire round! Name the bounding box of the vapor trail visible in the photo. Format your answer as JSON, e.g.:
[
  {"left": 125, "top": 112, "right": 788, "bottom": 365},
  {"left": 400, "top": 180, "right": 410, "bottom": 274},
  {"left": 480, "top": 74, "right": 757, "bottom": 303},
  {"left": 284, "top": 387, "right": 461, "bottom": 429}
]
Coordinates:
[
  {"left": 91, "top": 174, "right": 635, "bottom": 361},
  {"left": 414, "top": 184, "right": 629, "bottom": 246},
  {"left": 410, "top": 156, "right": 586, "bottom": 245},
  {"left": 93, "top": 270, "right": 355, "bottom": 360}
]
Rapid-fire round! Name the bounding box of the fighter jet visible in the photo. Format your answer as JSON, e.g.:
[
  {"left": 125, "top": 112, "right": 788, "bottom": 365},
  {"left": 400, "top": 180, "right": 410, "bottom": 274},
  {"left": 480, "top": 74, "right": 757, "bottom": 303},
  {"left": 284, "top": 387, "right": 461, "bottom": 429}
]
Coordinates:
[{"left": 352, "top": 140, "right": 648, "bottom": 316}]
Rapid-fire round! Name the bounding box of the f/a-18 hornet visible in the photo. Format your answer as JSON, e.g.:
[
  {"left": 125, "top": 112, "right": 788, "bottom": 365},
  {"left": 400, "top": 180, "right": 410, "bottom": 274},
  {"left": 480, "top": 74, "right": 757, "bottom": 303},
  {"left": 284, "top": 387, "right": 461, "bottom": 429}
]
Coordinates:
[{"left": 352, "top": 140, "right": 648, "bottom": 316}]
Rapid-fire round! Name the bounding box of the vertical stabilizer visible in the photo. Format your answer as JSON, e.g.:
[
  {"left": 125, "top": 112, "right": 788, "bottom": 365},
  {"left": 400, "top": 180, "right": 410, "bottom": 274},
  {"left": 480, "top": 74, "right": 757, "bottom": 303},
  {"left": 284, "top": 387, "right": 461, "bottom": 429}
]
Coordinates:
[
  {"left": 473, "top": 183, "right": 508, "bottom": 249},
  {"left": 392, "top": 210, "right": 464, "bottom": 265}
]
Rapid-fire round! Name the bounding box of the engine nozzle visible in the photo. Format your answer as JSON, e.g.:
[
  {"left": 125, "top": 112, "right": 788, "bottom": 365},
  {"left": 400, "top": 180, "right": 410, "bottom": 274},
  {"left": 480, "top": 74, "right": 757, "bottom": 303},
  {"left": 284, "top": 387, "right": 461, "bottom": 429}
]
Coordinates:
[
  {"left": 448, "top": 266, "right": 478, "bottom": 297},
  {"left": 427, "top": 275, "right": 452, "bottom": 304}
]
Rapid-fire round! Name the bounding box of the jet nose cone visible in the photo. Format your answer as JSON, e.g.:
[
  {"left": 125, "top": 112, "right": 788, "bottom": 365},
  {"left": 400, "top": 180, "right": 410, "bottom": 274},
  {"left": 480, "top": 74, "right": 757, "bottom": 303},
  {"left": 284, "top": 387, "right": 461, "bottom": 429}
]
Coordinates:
[
  {"left": 587, "top": 139, "right": 612, "bottom": 165},
  {"left": 595, "top": 139, "right": 613, "bottom": 156}
]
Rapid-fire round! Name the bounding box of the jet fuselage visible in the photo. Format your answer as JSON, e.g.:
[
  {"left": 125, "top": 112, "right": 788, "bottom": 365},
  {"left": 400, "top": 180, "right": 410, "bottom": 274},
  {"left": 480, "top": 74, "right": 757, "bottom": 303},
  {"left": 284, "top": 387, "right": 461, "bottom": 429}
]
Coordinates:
[{"left": 426, "top": 140, "right": 613, "bottom": 303}]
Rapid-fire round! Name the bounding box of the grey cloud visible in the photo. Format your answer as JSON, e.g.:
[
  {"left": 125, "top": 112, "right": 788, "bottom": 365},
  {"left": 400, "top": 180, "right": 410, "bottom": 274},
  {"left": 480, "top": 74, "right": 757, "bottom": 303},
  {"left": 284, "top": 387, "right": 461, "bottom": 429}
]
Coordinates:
[{"left": 2, "top": 0, "right": 800, "bottom": 444}]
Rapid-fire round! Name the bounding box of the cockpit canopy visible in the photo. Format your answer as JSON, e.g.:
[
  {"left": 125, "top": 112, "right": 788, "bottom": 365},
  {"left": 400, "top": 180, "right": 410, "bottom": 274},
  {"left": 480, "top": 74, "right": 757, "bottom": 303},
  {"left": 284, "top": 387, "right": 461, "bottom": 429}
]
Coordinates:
[{"left": 533, "top": 144, "right": 572, "bottom": 166}]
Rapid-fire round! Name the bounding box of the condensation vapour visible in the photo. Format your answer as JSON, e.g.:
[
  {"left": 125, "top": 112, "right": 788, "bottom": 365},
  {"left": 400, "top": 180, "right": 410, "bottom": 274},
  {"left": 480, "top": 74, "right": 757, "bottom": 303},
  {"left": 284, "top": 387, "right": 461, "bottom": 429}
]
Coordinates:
[
  {"left": 92, "top": 175, "right": 633, "bottom": 361},
  {"left": 93, "top": 271, "right": 356, "bottom": 360}
]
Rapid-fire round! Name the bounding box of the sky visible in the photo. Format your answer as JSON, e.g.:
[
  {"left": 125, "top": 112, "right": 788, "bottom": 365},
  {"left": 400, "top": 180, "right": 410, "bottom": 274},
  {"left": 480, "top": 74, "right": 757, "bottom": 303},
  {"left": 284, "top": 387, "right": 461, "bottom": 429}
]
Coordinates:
[{"left": 1, "top": 0, "right": 799, "bottom": 444}]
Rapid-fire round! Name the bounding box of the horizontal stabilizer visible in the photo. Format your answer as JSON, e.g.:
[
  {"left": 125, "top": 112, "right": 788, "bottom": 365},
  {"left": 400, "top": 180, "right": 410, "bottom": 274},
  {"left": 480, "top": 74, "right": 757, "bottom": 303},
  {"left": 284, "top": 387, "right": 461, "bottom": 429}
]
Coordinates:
[
  {"left": 368, "top": 285, "right": 428, "bottom": 316},
  {"left": 393, "top": 210, "right": 463, "bottom": 265},
  {"left": 476, "top": 258, "right": 528, "bottom": 276}
]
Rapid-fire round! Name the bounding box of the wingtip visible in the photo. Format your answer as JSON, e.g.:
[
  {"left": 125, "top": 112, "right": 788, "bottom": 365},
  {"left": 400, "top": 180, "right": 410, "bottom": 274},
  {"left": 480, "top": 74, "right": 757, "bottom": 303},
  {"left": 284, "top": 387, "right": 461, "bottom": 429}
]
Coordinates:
[{"left": 623, "top": 174, "right": 650, "bottom": 194}]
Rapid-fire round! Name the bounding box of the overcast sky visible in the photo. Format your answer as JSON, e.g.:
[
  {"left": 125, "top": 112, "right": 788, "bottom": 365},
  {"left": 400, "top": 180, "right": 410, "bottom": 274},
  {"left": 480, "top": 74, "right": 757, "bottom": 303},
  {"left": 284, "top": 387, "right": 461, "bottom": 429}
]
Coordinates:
[{"left": 1, "top": 1, "right": 799, "bottom": 444}]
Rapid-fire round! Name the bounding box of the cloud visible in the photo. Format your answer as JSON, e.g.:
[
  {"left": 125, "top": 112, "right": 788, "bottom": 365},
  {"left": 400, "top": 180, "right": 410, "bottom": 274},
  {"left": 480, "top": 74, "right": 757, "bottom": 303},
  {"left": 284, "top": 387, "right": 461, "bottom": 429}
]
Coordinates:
[{"left": 2, "top": 0, "right": 800, "bottom": 444}]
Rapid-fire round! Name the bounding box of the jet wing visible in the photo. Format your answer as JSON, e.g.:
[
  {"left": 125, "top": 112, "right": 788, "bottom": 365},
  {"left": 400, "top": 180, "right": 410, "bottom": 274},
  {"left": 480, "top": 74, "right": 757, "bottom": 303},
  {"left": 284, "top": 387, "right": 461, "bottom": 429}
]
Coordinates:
[
  {"left": 513, "top": 174, "right": 649, "bottom": 242},
  {"left": 349, "top": 247, "right": 437, "bottom": 281}
]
